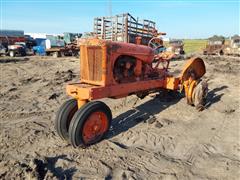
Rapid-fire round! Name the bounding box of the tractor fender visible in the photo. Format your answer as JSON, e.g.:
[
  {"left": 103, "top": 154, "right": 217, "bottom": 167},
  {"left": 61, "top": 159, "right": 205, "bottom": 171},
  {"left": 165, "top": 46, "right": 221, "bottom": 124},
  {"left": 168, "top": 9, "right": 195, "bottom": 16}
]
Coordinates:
[
  {"left": 180, "top": 57, "right": 206, "bottom": 81},
  {"left": 180, "top": 57, "right": 207, "bottom": 109}
]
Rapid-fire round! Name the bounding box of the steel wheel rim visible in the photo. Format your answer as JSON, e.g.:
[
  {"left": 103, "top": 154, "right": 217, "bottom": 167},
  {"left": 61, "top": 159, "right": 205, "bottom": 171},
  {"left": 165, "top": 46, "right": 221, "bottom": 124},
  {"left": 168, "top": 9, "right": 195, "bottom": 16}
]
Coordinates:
[{"left": 82, "top": 111, "right": 108, "bottom": 144}]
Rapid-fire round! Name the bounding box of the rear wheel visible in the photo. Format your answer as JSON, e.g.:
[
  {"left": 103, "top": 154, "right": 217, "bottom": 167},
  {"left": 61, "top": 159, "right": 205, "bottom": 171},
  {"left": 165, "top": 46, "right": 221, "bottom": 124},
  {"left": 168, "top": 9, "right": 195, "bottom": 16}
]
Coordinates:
[
  {"left": 55, "top": 99, "right": 78, "bottom": 141},
  {"left": 69, "top": 101, "right": 112, "bottom": 147}
]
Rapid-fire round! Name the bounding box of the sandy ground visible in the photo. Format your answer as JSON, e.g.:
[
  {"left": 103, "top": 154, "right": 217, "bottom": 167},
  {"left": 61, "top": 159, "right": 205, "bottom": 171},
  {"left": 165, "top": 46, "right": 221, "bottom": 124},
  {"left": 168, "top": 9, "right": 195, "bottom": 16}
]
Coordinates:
[{"left": 0, "top": 55, "right": 239, "bottom": 179}]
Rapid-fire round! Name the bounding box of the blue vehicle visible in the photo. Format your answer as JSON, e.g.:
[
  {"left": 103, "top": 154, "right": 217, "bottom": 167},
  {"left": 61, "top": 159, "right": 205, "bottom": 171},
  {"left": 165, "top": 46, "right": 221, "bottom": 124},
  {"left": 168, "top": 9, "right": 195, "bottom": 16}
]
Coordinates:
[{"left": 33, "top": 38, "right": 46, "bottom": 56}]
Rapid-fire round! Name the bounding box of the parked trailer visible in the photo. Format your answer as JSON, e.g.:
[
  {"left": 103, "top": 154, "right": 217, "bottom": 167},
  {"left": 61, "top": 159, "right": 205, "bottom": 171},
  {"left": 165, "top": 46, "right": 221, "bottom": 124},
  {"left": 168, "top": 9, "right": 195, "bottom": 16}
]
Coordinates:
[
  {"left": 45, "top": 33, "right": 81, "bottom": 58},
  {"left": 46, "top": 45, "right": 80, "bottom": 58},
  {"left": 63, "top": 32, "right": 82, "bottom": 44},
  {"left": 94, "top": 13, "right": 165, "bottom": 46}
]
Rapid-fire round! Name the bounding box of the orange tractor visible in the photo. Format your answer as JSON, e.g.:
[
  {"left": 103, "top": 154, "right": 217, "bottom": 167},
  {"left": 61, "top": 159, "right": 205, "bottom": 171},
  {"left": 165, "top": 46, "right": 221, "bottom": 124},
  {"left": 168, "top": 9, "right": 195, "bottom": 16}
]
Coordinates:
[
  {"left": 55, "top": 14, "right": 207, "bottom": 147},
  {"left": 55, "top": 38, "right": 207, "bottom": 148}
]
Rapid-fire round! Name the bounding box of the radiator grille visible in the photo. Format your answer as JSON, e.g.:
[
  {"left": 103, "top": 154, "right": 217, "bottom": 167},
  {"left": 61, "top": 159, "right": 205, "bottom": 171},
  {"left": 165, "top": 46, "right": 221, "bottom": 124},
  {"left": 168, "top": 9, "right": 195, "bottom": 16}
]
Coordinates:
[{"left": 81, "top": 46, "right": 102, "bottom": 82}]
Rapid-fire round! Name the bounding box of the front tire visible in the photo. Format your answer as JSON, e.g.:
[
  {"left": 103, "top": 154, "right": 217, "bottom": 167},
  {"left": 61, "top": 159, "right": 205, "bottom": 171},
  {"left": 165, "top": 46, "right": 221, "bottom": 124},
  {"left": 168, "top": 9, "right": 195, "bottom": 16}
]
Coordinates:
[
  {"left": 55, "top": 99, "right": 78, "bottom": 141},
  {"left": 69, "top": 101, "right": 112, "bottom": 148}
]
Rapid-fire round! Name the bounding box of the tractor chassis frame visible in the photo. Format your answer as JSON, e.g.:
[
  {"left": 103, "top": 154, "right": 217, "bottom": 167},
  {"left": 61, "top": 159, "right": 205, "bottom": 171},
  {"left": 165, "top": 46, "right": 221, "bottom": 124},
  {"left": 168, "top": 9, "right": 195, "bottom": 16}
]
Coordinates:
[{"left": 67, "top": 76, "right": 180, "bottom": 108}]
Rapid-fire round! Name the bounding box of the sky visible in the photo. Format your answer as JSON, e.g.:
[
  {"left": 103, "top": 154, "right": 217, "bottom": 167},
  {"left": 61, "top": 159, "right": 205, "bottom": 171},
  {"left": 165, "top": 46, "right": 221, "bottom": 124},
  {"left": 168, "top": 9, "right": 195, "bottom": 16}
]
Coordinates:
[{"left": 0, "top": 0, "right": 239, "bottom": 39}]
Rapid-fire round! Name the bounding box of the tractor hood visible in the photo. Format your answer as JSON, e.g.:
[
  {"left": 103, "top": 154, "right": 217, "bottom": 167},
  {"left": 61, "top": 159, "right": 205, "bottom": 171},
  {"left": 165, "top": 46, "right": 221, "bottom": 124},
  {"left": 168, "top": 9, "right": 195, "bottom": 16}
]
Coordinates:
[{"left": 78, "top": 38, "right": 154, "bottom": 64}]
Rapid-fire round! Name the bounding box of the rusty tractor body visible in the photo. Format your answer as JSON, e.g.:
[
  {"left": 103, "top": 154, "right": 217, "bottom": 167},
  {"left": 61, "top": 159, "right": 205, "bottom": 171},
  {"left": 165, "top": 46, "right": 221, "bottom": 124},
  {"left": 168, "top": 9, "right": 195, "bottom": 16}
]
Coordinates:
[
  {"left": 167, "top": 39, "right": 185, "bottom": 56},
  {"left": 55, "top": 13, "right": 206, "bottom": 148},
  {"left": 224, "top": 35, "right": 240, "bottom": 56},
  {"left": 55, "top": 37, "right": 207, "bottom": 148}
]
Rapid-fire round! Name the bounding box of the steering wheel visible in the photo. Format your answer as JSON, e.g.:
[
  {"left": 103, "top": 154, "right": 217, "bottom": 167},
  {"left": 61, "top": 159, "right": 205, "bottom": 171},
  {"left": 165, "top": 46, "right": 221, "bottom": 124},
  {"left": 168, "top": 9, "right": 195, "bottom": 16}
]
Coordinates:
[{"left": 148, "top": 37, "right": 164, "bottom": 54}]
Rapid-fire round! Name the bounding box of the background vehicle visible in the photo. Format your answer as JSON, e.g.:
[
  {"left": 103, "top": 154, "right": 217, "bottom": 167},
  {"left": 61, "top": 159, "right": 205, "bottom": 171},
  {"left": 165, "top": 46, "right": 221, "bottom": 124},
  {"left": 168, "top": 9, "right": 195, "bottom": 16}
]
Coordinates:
[
  {"left": 224, "top": 35, "right": 240, "bottom": 56},
  {"left": 32, "top": 38, "right": 46, "bottom": 56},
  {"left": 203, "top": 35, "right": 225, "bottom": 55},
  {"left": 8, "top": 43, "right": 26, "bottom": 57},
  {"left": 94, "top": 13, "right": 166, "bottom": 45},
  {"left": 45, "top": 33, "right": 82, "bottom": 57},
  {"left": 167, "top": 39, "right": 185, "bottom": 55},
  {"left": 24, "top": 35, "right": 37, "bottom": 55},
  {"left": 93, "top": 13, "right": 167, "bottom": 59},
  {"left": 63, "top": 32, "right": 82, "bottom": 44},
  {"left": 0, "top": 29, "right": 26, "bottom": 57}
]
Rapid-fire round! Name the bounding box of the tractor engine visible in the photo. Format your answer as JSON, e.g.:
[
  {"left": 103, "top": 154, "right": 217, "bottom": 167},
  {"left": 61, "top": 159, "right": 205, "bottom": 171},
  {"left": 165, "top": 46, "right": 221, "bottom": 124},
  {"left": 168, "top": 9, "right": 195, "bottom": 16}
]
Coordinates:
[{"left": 79, "top": 38, "right": 163, "bottom": 86}]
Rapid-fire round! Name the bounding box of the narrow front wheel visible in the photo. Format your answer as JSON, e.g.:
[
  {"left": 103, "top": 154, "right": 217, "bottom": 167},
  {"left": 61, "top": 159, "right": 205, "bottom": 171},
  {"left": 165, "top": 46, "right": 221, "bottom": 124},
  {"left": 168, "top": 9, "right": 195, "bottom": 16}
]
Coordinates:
[
  {"left": 55, "top": 99, "right": 78, "bottom": 141},
  {"left": 69, "top": 101, "right": 112, "bottom": 147}
]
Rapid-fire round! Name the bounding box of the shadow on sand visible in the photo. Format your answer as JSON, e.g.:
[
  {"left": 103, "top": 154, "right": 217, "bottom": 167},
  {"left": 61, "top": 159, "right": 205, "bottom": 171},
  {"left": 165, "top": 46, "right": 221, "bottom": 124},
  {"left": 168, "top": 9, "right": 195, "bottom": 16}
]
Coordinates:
[
  {"left": 34, "top": 155, "right": 77, "bottom": 180},
  {"left": 107, "top": 85, "right": 228, "bottom": 140},
  {"left": 205, "top": 85, "right": 228, "bottom": 109},
  {"left": 107, "top": 90, "right": 183, "bottom": 139}
]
